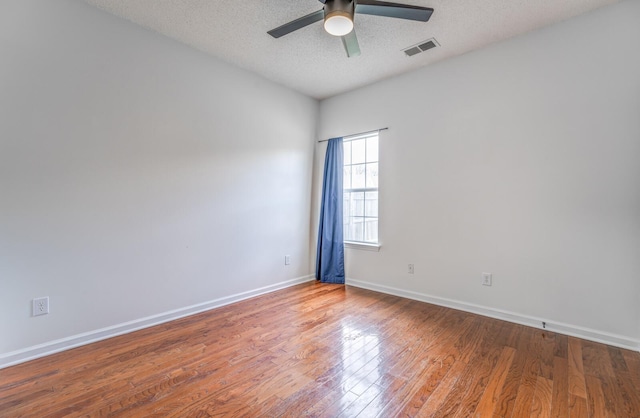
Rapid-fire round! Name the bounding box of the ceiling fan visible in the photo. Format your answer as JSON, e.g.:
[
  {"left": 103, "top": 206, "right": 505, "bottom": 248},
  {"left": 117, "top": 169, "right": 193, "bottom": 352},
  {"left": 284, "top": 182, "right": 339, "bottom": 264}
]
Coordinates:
[{"left": 267, "top": 0, "right": 434, "bottom": 58}]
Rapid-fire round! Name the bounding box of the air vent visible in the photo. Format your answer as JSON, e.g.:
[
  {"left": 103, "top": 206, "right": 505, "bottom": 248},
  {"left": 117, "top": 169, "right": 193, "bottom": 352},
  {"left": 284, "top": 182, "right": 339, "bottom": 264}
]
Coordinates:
[
  {"left": 418, "top": 40, "right": 437, "bottom": 52},
  {"left": 404, "top": 47, "right": 421, "bottom": 57},
  {"left": 404, "top": 38, "right": 439, "bottom": 57}
]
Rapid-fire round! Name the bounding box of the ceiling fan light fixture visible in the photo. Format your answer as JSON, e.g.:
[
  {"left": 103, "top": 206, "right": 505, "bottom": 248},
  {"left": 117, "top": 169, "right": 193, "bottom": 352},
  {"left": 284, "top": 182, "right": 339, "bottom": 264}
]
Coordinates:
[
  {"left": 324, "top": 11, "right": 353, "bottom": 36},
  {"left": 267, "top": 0, "right": 434, "bottom": 58}
]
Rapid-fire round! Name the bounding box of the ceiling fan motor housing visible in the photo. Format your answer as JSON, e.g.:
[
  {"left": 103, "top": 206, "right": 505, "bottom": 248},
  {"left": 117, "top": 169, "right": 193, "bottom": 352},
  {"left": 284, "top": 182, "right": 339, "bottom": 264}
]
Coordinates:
[{"left": 324, "top": 0, "right": 355, "bottom": 24}]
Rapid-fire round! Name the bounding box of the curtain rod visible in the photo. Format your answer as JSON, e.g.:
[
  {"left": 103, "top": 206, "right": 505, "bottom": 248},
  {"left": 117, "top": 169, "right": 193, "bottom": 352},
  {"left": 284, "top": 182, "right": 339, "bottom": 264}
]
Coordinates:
[{"left": 318, "top": 127, "right": 388, "bottom": 143}]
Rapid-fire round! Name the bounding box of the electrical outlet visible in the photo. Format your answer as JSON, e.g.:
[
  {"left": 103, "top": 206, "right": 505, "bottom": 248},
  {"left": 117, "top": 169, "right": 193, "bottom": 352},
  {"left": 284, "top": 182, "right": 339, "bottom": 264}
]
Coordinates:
[
  {"left": 482, "top": 273, "right": 492, "bottom": 286},
  {"left": 284, "top": 255, "right": 291, "bottom": 265},
  {"left": 408, "top": 264, "right": 414, "bottom": 274},
  {"left": 33, "top": 297, "right": 49, "bottom": 316}
]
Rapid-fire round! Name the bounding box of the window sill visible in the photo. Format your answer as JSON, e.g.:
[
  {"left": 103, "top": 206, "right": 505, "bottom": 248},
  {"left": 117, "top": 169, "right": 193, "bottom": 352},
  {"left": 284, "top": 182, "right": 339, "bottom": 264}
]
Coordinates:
[{"left": 345, "top": 241, "right": 381, "bottom": 252}]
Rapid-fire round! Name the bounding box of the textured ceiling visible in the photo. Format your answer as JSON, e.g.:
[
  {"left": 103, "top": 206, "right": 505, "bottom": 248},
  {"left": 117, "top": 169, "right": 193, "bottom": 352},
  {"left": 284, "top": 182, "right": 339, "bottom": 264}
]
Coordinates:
[{"left": 83, "top": 0, "right": 617, "bottom": 99}]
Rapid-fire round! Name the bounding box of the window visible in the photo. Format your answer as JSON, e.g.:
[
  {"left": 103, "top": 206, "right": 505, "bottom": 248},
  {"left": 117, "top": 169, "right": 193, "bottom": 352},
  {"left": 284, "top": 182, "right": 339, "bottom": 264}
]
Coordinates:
[{"left": 343, "top": 132, "right": 378, "bottom": 244}]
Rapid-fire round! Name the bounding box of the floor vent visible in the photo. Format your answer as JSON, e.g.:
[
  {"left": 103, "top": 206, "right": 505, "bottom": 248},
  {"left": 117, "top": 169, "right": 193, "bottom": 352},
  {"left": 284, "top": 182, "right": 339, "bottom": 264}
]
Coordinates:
[{"left": 404, "top": 38, "right": 439, "bottom": 57}]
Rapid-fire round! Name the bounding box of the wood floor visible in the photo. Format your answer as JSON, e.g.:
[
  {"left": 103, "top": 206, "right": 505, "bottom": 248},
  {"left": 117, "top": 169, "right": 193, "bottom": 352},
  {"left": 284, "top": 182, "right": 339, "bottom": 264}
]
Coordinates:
[{"left": 1, "top": 282, "right": 639, "bottom": 417}]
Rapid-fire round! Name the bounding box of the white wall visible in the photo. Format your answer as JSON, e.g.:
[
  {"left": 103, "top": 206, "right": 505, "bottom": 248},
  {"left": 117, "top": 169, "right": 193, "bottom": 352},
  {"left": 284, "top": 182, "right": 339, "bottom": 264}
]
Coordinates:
[
  {"left": 0, "top": 0, "right": 318, "bottom": 363},
  {"left": 317, "top": 0, "right": 640, "bottom": 348}
]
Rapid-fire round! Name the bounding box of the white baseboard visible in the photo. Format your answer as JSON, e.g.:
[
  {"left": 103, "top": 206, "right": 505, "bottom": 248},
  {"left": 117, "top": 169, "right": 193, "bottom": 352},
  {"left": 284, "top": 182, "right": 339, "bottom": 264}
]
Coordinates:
[
  {"left": 0, "top": 275, "right": 315, "bottom": 370},
  {"left": 347, "top": 278, "right": 640, "bottom": 352}
]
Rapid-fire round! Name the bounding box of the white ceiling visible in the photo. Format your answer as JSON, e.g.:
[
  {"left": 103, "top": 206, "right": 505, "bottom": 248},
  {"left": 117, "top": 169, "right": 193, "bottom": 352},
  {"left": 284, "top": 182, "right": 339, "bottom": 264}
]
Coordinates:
[{"left": 83, "top": 0, "right": 617, "bottom": 99}]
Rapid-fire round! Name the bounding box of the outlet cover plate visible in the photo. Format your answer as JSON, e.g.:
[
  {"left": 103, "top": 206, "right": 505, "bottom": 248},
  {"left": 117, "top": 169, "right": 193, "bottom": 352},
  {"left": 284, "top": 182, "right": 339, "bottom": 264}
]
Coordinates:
[
  {"left": 482, "top": 273, "right": 492, "bottom": 286},
  {"left": 33, "top": 297, "right": 49, "bottom": 316}
]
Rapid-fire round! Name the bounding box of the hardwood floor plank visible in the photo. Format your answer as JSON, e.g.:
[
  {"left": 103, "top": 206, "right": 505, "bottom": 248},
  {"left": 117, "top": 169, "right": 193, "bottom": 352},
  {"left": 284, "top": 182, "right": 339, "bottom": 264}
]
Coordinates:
[
  {"left": 585, "top": 374, "right": 613, "bottom": 418},
  {"left": 537, "top": 332, "right": 556, "bottom": 380},
  {"left": 606, "top": 346, "right": 628, "bottom": 372},
  {"left": 509, "top": 351, "right": 539, "bottom": 417},
  {"left": 569, "top": 393, "right": 589, "bottom": 418},
  {"left": 369, "top": 337, "right": 457, "bottom": 416},
  {"left": 622, "top": 349, "right": 640, "bottom": 391},
  {"left": 550, "top": 356, "right": 569, "bottom": 418},
  {"left": 1, "top": 281, "right": 639, "bottom": 417},
  {"left": 473, "top": 346, "right": 516, "bottom": 417},
  {"left": 337, "top": 381, "right": 381, "bottom": 417},
  {"left": 613, "top": 371, "right": 640, "bottom": 417},
  {"left": 317, "top": 389, "right": 360, "bottom": 417},
  {"left": 493, "top": 336, "right": 530, "bottom": 418},
  {"left": 355, "top": 374, "right": 408, "bottom": 417},
  {"left": 395, "top": 353, "right": 457, "bottom": 417},
  {"left": 567, "top": 337, "right": 587, "bottom": 398},
  {"left": 582, "top": 341, "right": 614, "bottom": 379},
  {"left": 553, "top": 333, "right": 568, "bottom": 359},
  {"left": 530, "top": 376, "right": 552, "bottom": 418},
  {"left": 447, "top": 330, "right": 505, "bottom": 418},
  {"left": 412, "top": 357, "right": 468, "bottom": 416}
]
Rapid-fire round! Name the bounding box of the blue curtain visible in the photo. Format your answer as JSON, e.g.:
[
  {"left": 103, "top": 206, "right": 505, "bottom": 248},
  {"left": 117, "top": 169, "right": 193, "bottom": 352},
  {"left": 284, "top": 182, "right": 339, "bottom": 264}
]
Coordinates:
[{"left": 316, "top": 137, "right": 345, "bottom": 284}]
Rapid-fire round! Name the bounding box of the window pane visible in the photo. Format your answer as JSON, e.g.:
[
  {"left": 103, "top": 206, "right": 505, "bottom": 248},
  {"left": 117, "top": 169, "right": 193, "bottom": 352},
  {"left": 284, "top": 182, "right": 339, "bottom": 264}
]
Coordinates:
[
  {"left": 366, "top": 136, "right": 378, "bottom": 163},
  {"left": 352, "top": 164, "right": 366, "bottom": 189},
  {"left": 343, "top": 141, "right": 351, "bottom": 165},
  {"left": 365, "top": 163, "right": 378, "bottom": 188},
  {"left": 350, "top": 192, "right": 365, "bottom": 216},
  {"left": 350, "top": 217, "right": 365, "bottom": 242},
  {"left": 364, "top": 218, "right": 378, "bottom": 243},
  {"left": 343, "top": 193, "right": 350, "bottom": 223},
  {"left": 345, "top": 216, "right": 362, "bottom": 242},
  {"left": 351, "top": 139, "right": 366, "bottom": 164},
  {"left": 343, "top": 166, "right": 352, "bottom": 189},
  {"left": 365, "top": 191, "right": 378, "bottom": 217}
]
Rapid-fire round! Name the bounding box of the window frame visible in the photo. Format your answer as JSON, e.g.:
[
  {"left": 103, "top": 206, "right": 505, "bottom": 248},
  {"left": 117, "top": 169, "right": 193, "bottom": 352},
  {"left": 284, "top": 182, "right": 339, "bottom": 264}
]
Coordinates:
[{"left": 342, "top": 132, "right": 381, "bottom": 251}]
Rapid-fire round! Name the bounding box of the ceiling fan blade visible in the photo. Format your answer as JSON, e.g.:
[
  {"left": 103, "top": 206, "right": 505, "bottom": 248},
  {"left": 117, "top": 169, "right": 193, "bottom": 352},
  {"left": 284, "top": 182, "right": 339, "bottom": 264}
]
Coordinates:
[
  {"left": 267, "top": 9, "right": 324, "bottom": 38},
  {"left": 355, "top": 0, "right": 433, "bottom": 22},
  {"left": 342, "top": 30, "right": 361, "bottom": 58}
]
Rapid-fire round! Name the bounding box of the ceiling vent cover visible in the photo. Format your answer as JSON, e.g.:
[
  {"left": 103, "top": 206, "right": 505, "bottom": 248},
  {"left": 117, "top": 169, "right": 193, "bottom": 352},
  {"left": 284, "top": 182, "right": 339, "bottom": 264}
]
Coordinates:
[{"left": 404, "top": 38, "right": 439, "bottom": 57}]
